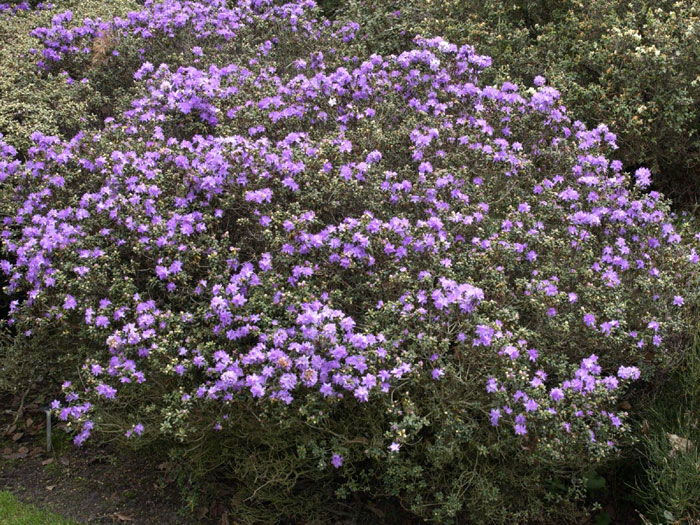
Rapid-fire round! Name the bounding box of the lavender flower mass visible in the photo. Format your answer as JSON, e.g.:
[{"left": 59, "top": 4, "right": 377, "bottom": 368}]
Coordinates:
[{"left": 1, "top": 0, "right": 698, "bottom": 521}]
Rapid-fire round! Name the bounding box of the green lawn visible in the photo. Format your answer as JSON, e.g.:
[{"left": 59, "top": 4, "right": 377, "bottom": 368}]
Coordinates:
[{"left": 0, "top": 491, "right": 78, "bottom": 525}]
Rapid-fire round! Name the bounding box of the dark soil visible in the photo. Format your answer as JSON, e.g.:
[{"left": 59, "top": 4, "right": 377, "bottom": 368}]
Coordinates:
[
  {"left": 0, "top": 393, "right": 202, "bottom": 525},
  {"left": 0, "top": 392, "right": 401, "bottom": 525}
]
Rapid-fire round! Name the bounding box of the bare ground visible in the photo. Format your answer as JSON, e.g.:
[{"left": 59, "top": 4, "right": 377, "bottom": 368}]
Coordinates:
[{"left": 0, "top": 393, "right": 203, "bottom": 525}]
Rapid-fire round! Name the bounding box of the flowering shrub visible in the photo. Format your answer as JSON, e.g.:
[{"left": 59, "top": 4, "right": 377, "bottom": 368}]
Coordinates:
[
  {"left": 337, "top": 0, "right": 700, "bottom": 205},
  {"left": 1, "top": 0, "right": 699, "bottom": 522}
]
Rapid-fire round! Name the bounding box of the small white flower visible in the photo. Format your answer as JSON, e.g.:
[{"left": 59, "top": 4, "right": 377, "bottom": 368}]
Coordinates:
[{"left": 328, "top": 97, "right": 337, "bottom": 107}]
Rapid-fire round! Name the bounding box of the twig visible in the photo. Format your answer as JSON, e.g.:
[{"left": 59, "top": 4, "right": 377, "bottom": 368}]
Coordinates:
[{"left": 6, "top": 385, "right": 30, "bottom": 434}]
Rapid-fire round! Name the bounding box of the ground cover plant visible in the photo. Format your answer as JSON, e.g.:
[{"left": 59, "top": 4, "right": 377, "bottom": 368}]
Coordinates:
[{"left": 1, "top": 0, "right": 699, "bottom": 522}]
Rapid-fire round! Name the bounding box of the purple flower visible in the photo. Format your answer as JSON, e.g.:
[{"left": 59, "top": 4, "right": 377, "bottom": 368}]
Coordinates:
[
  {"left": 96, "top": 383, "right": 117, "bottom": 399},
  {"left": 502, "top": 345, "right": 519, "bottom": 360},
  {"left": 63, "top": 294, "right": 77, "bottom": 310},
  {"left": 634, "top": 167, "right": 652, "bottom": 188},
  {"left": 126, "top": 423, "right": 144, "bottom": 438},
  {"left": 617, "top": 366, "right": 640, "bottom": 380},
  {"left": 550, "top": 388, "right": 564, "bottom": 402},
  {"left": 486, "top": 377, "right": 498, "bottom": 393},
  {"left": 354, "top": 386, "right": 369, "bottom": 402},
  {"left": 331, "top": 454, "right": 343, "bottom": 468}
]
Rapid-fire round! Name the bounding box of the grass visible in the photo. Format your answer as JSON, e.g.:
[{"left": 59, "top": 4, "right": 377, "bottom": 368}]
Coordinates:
[
  {"left": 632, "top": 324, "right": 700, "bottom": 523},
  {"left": 0, "top": 491, "right": 79, "bottom": 525}
]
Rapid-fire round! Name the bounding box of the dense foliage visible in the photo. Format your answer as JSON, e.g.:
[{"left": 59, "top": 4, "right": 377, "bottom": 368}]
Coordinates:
[
  {"left": 0, "top": 0, "right": 144, "bottom": 397},
  {"left": 1, "top": 0, "right": 699, "bottom": 522},
  {"left": 335, "top": 0, "right": 700, "bottom": 206}
]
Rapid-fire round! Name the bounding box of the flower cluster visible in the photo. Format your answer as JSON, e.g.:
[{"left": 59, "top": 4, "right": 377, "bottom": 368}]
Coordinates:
[
  {"left": 30, "top": 0, "right": 318, "bottom": 71},
  {"left": 487, "top": 341, "right": 640, "bottom": 458},
  {"left": 0, "top": 2, "right": 52, "bottom": 16}
]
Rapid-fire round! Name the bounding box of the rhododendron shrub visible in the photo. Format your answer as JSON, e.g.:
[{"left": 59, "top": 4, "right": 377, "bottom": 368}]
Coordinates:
[{"left": 1, "top": 0, "right": 699, "bottom": 522}]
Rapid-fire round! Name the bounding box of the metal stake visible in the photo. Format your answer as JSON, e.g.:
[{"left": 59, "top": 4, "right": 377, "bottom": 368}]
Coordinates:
[{"left": 45, "top": 409, "right": 52, "bottom": 452}]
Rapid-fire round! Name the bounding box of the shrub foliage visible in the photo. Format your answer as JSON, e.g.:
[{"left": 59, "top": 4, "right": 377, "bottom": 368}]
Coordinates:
[
  {"left": 1, "top": 0, "right": 699, "bottom": 522},
  {"left": 335, "top": 0, "right": 700, "bottom": 206}
]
